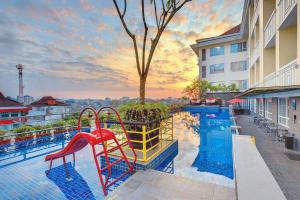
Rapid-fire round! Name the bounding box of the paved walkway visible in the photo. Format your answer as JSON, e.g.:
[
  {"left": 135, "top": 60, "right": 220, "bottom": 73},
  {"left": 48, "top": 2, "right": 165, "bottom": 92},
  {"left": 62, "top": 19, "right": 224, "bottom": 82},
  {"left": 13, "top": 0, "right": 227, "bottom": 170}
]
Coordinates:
[
  {"left": 108, "top": 169, "right": 235, "bottom": 200},
  {"left": 236, "top": 115, "right": 300, "bottom": 200}
]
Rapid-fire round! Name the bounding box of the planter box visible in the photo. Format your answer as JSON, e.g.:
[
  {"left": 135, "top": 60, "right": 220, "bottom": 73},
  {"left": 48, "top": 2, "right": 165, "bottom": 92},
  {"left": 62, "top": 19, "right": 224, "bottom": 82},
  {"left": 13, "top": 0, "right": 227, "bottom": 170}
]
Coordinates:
[
  {"left": 15, "top": 135, "right": 34, "bottom": 142},
  {"left": 0, "top": 139, "right": 11, "bottom": 146},
  {"left": 127, "top": 121, "right": 160, "bottom": 150}
]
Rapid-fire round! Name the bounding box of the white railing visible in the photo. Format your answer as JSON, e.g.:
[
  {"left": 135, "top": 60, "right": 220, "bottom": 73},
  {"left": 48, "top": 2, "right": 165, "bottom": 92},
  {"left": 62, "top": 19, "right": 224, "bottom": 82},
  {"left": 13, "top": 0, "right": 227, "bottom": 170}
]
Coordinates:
[
  {"left": 278, "top": 59, "right": 299, "bottom": 86},
  {"left": 262, "top": 59, "right": 298, "bottom": 87},
  {"left": 250, "top": 2, "right": 260, "bottom": 34},
  {"left": 263, "top": 72, "right": 276, "bottom": 87},
  {"left": 278, "top": 0, "right": 297, "bottom": 26},
  {"left": 250, "top": 41, "right": 260, "bottom": 67},
  {"left": 264, "top": 9, "right": 276, "bottom": 47}
]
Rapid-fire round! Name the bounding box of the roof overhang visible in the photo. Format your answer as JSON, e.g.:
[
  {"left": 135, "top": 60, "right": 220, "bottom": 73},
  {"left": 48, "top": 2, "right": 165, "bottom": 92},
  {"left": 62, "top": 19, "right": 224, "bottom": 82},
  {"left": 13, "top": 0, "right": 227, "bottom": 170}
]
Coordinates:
[
  {"left": 191, "top": 33, "right": 242, "bottom": 54},
  {"left": 238, "top": 85, "right": 300, "bottom": 98},
  {"left": 0, "top": 107, "right": 31, "bottom": 113}
]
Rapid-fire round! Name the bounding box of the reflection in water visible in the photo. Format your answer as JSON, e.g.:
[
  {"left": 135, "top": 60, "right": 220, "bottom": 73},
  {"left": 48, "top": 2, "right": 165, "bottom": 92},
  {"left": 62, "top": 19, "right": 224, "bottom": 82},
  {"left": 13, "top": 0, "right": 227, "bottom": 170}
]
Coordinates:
[
  {"left": 47, "top": 162, "right": 96, "bottom": 200},
  {"left": 172, "top": 109, "right": 234, "bottom": 188}
]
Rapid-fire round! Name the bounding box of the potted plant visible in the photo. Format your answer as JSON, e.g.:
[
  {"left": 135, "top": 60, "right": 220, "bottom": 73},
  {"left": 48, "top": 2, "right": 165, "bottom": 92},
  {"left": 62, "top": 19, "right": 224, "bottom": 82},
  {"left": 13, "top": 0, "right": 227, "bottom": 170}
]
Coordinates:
[
  {"left": 52, "top": 120, "right": 67, "bottom": 135},
  {"left": 13, "top": 125, "right": 35, "bottom": 142},
  {"left": 0, "top": 130, "right": 10, "bottom": 146},
  {"left": 35, "top": 124, "right": 52, "bottom": 138},
  {"left": 118, "top": 102, "right": 169, "bottom": 150}
]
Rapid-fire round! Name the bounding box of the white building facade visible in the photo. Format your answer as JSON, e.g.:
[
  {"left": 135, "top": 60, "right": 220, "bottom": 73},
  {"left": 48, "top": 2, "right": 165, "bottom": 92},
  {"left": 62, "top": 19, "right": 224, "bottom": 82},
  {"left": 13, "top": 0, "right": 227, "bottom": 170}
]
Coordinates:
[
  {"left": 27, "top": 96, "right": 70, "bottom": 126},
  {"left": 191, "top": 26, "right": 249, "bottom": 91}
]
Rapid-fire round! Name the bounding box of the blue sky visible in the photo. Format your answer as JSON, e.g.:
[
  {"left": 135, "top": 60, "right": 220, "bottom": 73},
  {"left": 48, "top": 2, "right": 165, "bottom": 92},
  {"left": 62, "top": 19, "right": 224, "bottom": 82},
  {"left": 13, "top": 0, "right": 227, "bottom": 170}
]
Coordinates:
[{"left": 0, "top": 0, "right": 244, "bottom": 99}]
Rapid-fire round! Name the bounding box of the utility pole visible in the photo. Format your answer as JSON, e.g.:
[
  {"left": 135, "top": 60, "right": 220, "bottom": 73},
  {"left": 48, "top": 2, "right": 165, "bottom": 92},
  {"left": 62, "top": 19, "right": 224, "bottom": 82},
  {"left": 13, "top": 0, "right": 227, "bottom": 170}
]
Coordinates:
[{"left": 16, "top": 64, "right": 24, "bottom": 103}]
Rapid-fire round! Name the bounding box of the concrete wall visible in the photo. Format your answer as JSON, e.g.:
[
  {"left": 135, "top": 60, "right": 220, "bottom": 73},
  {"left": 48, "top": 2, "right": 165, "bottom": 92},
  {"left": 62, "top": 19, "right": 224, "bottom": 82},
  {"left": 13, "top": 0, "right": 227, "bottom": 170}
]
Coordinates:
[
  {"left": 278, "top": 25, "right": 297, "bottom": 68},
  {"left": 198, "top": 39, "right": 249, "bottom": 90}
]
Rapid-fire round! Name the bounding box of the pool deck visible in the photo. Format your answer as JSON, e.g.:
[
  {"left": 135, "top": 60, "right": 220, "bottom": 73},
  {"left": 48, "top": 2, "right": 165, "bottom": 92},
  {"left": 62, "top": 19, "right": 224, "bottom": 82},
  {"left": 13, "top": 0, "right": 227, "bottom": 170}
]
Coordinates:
[
  {"left": 107, "top": 169, "right": 235, "bottom": 200},
  {"left": 236, "top": 115, "right": 300, "bottom": 200}
]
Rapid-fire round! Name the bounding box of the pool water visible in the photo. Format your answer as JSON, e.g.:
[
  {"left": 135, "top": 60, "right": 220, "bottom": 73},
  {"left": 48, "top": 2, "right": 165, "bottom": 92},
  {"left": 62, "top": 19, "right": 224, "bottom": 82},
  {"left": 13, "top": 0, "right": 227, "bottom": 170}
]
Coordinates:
[{"left": 169, "top": 106, "right": 235, "bottom": 187}]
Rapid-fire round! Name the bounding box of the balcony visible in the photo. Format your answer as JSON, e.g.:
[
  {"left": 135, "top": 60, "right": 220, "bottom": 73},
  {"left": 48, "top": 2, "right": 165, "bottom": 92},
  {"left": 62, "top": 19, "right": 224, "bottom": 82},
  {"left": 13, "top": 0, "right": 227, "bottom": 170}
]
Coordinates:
[
  {"left": 278, "top": 0, "right": 297, "bottom": 29},
  {"left": 262, "top": 59, "right": 299, "bottom": 87},
  {"left": 250, "top": 41, "right": 260, "bottom": 67},
  {"left": 250, "top": 2, "right": 260, "bottom": 34},
  {"left": 264, "top": 10, "right": 276, "bottom": 48}
]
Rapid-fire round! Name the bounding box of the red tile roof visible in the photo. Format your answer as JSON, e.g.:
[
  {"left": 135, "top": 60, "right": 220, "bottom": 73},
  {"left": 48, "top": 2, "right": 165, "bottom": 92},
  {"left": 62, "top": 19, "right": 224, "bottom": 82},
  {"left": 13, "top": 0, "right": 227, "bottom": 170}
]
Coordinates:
[
  {"left": 220, "top": 24, "right": 241, "bottom": 36},
  {"left": 0, "top": 92, "right": 24, "bottom": 107},
  {"left": 29, "top": 96, "right": 68, "bottom": 107}
]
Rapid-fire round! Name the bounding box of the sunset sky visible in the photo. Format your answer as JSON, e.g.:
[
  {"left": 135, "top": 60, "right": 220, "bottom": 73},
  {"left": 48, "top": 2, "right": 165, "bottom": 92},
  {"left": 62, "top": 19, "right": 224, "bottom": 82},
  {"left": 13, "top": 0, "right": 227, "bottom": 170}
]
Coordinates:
[{"left": 0, "top": 0, "right": 244, "bottom": 99}]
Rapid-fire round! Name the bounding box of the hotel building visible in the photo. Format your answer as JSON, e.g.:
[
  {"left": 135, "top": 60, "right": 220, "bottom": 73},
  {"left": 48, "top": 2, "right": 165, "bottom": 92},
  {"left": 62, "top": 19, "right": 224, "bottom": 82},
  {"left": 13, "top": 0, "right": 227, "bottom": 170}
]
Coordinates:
[
  {"left": 192, "top": 0, "right": 300, "bottom": 150},
  {"left": 239, "top": 0, "right": 300, "bottom": 149},
  {"left": 191, "top": 25, "right": 249, "bottom": 91}
]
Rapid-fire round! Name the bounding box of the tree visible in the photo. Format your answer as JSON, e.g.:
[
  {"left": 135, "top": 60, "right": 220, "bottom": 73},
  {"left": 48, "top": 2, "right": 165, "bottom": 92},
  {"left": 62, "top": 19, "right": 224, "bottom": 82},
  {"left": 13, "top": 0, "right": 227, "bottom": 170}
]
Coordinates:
[
  {"left": 182, "top": 78, "right": 210, "bottom": 100},
  {"left": 112, "top": 0, "right": 191, "bottom": 104}
]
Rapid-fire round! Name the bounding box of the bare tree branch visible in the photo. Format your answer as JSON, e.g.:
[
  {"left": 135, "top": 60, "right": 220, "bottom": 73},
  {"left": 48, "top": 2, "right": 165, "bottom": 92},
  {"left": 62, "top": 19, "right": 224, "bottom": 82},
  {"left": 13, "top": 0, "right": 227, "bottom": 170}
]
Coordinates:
[
  {"left": 122, "top": 0, "right": 127, "bottom": 17},
  {"left": 112, "top": 0, "right": 141, "bottom": 76},
  {"left": 144, "top": 0, "right": 191, "bottom": 76},
  {"left": 112, "top": 0, "right": 191, "bottom": 103},
  {"left": 141, "top": 0, "right": 148, "bottom": 74},
  {"left": 153, "top": 0, "right": 159, "bottom": 30}
]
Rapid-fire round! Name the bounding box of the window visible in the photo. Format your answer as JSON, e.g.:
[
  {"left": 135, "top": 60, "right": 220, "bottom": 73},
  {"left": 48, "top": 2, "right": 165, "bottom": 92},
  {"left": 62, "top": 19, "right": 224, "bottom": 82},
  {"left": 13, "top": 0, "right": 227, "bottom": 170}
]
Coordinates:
[
  {"left": 11, "top": 112, "right": 19, "bottom": 117},
  {"left": 202, "top": 49, "right": 206, "bottom": 61},
  {"left": 210, "top": 63, "right": 224, "bottom": 74},
  {"left": 0, "top": 112, "right": 9, "bottom": 119},
  {"left": 202, "top": 66, "right": 206, "bottom": 78},
  {"left": 230, "top": 61, "right": 248, "bottom": 72},
  {"left": 253, "top": 99, "right": 257, "bottom": 113},
  {"left": 265, "top": 98, "right": 272, "bottom": 120},
  {"left": 231, "top": 80, "right": 248, "bottom": 90},
  {"left": 231, "top": 42, "right": 247, "bottom": 53},
  {"left": 210, "top": 46, "right": 224, "bottom": 56},
  {"left": 258, "top": 99, "right": 264, "bottom": 116},
  {"left": 278, "top": 98, "right": 289, "bottom": 127}
]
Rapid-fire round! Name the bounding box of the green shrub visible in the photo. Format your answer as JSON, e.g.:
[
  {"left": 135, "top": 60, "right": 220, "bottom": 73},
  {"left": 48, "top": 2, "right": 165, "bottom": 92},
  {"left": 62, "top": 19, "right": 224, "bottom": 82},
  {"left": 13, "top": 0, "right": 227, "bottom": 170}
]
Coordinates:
[
  {"left": 81, "top": 117, "right": 90, "bottom": 127},
  {"left": 66, "top": 118, "right": 77, "bottom": 126},
  {"left": 0, "top": 129, "right": 7, "bottom": 136},
  {"left": 13, "top": 125, "right": 35, "bottom": 133},
  {"left": 118, "top": 102, "right": 169, "bottom": 121},
  {"left": 51, "top": 119, "right": 67, "bottom": 128}
]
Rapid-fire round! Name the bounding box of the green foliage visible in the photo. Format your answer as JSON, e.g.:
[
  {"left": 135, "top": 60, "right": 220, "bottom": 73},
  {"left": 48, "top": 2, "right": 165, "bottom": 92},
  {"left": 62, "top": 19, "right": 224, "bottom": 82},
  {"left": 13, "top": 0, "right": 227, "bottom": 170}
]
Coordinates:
[
  {"left": 118, "top": 102, "right": 170, "bottom": 120},
  {"left": 168, "top": 103, "right": 186, "bottom": 113},
  {"left": 51, "top": 119, "right": 67, "bottom": 128},
  {"left": 182, "top": 78, "right": 210, "bottom": 99},
  {"left": 0, "top": 129, "right": 7, "bottom": 135},
  {"left": 13, "top": 125, "right": 35, "bottom": 133},
  {"left": 183, "top": 78, "right": 240, "bottom": 99},
  {"left": 81, "top": 117, "right": 90, "bottom": 127},
  {"left": 66, "top": 118, "right": 77, "bottom": 126}
]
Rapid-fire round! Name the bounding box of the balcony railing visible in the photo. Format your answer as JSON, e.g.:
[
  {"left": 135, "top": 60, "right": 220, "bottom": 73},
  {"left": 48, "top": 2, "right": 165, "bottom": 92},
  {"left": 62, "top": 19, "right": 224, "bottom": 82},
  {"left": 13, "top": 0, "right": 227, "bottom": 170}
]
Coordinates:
[
  {"left": 250, "top": 1, "right": 260, "bottom": 34},
  {"left": 264, "top": 9, "right": 276, "bottom": 47},
  {"left": 250, "top": 41, "right": 260, "bottom": 67},
  {"left": 262, "top": 59, "right": 299, "bottom": 87},
  {"left": 278, "top": 0, "right": 297, "bottom": 27},
  {"left": 263, "top": 71, "right": 276, "bottom": 87}
]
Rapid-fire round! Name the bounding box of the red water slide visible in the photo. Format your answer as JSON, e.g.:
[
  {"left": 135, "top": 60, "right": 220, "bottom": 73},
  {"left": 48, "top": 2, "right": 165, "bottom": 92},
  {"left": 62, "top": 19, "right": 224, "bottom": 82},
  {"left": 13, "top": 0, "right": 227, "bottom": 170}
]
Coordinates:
[{"left": 45, "top": 107, "right": 137, "bottom": 196}]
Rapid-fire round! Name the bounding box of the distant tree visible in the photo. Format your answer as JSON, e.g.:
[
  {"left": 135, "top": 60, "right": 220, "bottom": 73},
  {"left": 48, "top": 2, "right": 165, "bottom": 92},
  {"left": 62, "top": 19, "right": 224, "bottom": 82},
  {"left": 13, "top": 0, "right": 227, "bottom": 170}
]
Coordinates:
[
  {"left": 112, "top": 0, "right": 191, "bottom": 105},
  {"left": 182, "top": 78, "right": 211, "bottom": 99},
  {"left": 226, "top": 83, "right": 239, "bottom": 92}
]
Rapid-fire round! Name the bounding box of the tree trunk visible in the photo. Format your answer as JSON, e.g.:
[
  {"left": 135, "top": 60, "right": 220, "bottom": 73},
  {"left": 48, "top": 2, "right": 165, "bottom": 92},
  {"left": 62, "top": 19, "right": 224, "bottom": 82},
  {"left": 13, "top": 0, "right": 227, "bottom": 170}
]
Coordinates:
[{"left": 140, "top": 76, "right": 146, "bottom": 105}]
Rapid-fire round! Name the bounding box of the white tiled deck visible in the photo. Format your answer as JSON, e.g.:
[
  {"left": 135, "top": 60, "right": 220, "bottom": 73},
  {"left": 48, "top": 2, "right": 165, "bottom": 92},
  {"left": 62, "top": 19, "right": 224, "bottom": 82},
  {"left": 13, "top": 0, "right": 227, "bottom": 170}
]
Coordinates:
[{"left": 107, "top": 169, "right": 235, "bottom": 200}]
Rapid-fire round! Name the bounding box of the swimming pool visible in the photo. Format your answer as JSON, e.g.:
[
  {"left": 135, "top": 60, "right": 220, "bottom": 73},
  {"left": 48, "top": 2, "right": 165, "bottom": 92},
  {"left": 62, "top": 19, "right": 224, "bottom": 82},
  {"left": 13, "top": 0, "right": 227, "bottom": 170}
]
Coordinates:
[
  {"left": 161, "top": 106, "right": 235, "bottom": 187},
  {"left": 0, "top": 106, "right": 234, "bottom": 199}
]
